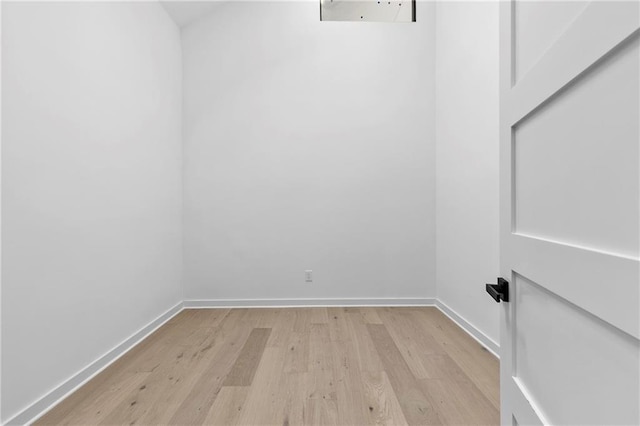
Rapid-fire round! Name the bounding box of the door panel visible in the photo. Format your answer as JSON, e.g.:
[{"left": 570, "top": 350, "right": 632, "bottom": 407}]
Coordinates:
[
  {"left": 508, "top": 1, "right": 639, "bottom": 125},
  {"left": 514, "top": 274, "right": 640, "bottom": 425},
  {"left": 500, "top": 1, "right": 640, "bottom": 425},
  {"left": 514, "top": 1, "right": 589, "bottom": 82},
  {"left": 514, "top": 36, "right": 639, "bottom": 257},
  {"left": 511, "top": 235, "right": 639, "bottom": 339}
]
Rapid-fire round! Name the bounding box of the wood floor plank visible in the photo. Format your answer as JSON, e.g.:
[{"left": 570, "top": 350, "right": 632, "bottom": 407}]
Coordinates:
[
  {"left": 248, "top": 308, "right": 281, "bottom": 328},
  {"left": 99, "top": 312, "right": 243, "bottom": 426},
  {"left": 34, "top": 310, "right": 220, "bottom": 425},
  {"left": 134, "top": 310, "right": 249, "bottom": 425},
  {"left": 420, "top": 378, "right": 499, "bottom": 425},
  {"left": 132, "top": 345, "right": 218, "bottom": 425},
  {"left": 202, "top": 386, "right": 250, "bottom": 426},
  {"left": 97, "top": 345, "right": 193, "bottom": 425},
  {"left": 308, "top": 307, "right": 330, "bottom": 324},
  {"left": 267, "top": 308, "right": 296, "bottom": 348},
  {"left": 377, "top": 308, "right": 445, "bottom": 379},
  {"left": 283, "top": 331, "right": 310, "bottom": 374},
  {"left": 37, "top": 373, "right": 150, "bottom": 426},
  {"left": 168, "top": 310, "right": 255, "bottom": 425},
  {"left": 143, "top": 309, "right": 227, "bottom": 348},
  {"left": 362, "top": 370, "right": 409, "bottom": 426},
  {"left": 345, "top": 312, "right": 384, "bottom": 372},
  {"left": 303, "top": 398, "right": 339, "bottom": 426},
  {"left": 420, "top": 353, "right": 473, "bottom": 381},
  {"left": 35, "top": 368, "right": 131, "bottom": 424},
  {"left": 166, "top": 351, "right": 251, "bottom": 424},
  {"left": 36, "top": 307, "right": 500, "bottom": 426},
  {"left": 292, "top": 308, "right": 312, "bottom": 333},
  {"left": 330, "top": 340, "right": 372, "bottom": 425},
  {"left": 327, "top": 308, "right": 350, "bottom": 342},
  {"left": 367, "top": 323, "right": 444, "bottom": 425},
  {"left": 280, "top": 372, "right": 306, "bottom": 426},
  {"left": 306, "top": 324, "right": 336, "bottom": 401},
  {"left": 308, "top": 324, "right": 332, "bottom": 373},
  {"left": 224, "top": 328, "right": 272, "bottom": 386},
  {"left": 236, "top": 346, "right": 288, "bottom": 425},
  {"left": 360, "top": 307, "right": 384, "bottom": 324},
  {"left": 236, "top": 352, "right": 306, "bottom": 425},
  {"left": 185, "top": 308, "right": 231, "bottom": 330},
  {"left": 410, "top": 308, "right": 500, "bottom": 409}
]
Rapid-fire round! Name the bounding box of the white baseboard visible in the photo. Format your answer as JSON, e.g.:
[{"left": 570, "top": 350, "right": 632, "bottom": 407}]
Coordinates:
[
  {"left": 6, "top": 302, "right": 184, "bottom": 426},
  {"left": 183, "top": 297, "right": 437, "bottom": 308},
  {"left": 435, "top": 299, "right": 500, "bottom": 358}
]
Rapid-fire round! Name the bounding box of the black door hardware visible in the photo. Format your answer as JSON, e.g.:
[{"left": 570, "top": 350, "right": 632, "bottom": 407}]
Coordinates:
[{"left": 486, "top": 278, "right": 509, "bottom": 303}]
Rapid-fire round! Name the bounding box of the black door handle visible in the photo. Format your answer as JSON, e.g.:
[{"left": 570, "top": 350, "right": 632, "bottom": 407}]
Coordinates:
[{"left": 486, "top": 278, "right": 509, "bottom": 303}]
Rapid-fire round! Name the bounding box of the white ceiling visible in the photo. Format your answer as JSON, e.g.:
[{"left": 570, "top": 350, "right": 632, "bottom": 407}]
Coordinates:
[
  {"left": 160, "top": 1, "right": 222, "bottom": 28},
  {"left": 160, "top": 0, "right": 414, "bottom": 28}
]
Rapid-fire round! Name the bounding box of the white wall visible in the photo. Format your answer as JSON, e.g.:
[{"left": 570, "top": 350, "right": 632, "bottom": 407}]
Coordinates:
[
  {"left": 435, "top": 1, "right": 501, "bottom": 345},
  {"left": 182, "top": 1, "right": 437, "bottom": 302},
  {"left": 1, "top": 2, "right": 182, "bottom": 422},
  {"left": 0, "top": 2, "right": 501, "bottom": 420}
]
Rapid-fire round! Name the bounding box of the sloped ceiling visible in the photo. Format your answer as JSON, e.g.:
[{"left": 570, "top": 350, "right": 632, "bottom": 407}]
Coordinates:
[{"left": 160, "top": 1, "right": 222, "bottom": 28}]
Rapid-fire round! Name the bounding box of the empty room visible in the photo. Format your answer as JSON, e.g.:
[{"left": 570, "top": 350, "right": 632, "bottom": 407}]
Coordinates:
[{"left": 1, "top": 0, "right": 638, "bottom": 424}]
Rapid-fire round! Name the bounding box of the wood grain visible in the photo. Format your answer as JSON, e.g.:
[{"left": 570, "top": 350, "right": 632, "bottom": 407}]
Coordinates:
[
  {"left": 202, "top": 386, "right": 249, "bottom": 426},
  {"left": 36, "top": 307, "right": 499, "bottom": 426},
  {"left": 367, "top": 324, "right": 443, "bottom": 425}
]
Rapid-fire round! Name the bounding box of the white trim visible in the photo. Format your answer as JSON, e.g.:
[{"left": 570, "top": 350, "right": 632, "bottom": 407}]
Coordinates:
[
  {"left": 183, "top": 297, "right": 437, "bottom": 308},
  {"left": 435, "top": 299, "right": 500, "bottom": 358},
  {"left": 5, "top": 302, "right": 184, "bottom": 426}
]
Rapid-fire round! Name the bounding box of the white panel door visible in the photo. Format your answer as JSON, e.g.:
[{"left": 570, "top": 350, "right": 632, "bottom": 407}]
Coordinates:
[{"left": 499, "top": 1, "right": 640, "bottom": 425}]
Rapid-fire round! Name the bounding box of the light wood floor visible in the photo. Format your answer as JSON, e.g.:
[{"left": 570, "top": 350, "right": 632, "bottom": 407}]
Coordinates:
[{"left": 37, "top": 307, "right": 499, "bottom": 425}]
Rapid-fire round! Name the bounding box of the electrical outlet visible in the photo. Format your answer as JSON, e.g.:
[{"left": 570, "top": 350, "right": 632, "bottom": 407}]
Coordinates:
[{"left": 305, "top": 270, "right": 313, "bottom": 283}]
